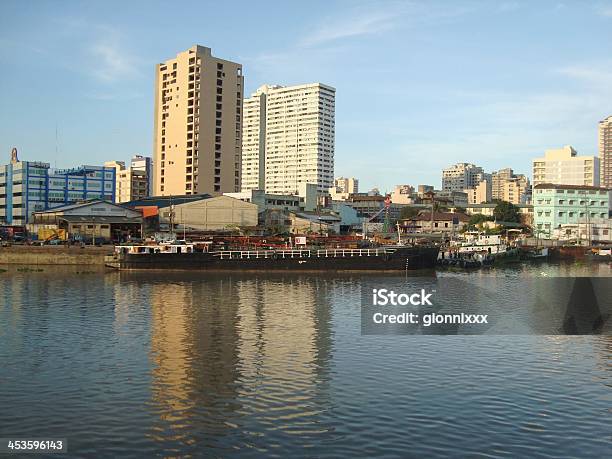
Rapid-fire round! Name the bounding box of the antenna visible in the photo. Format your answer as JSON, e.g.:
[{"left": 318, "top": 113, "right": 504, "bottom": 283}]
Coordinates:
[{"left": 55, "top": 124, "right": 59, "bottom": 169}]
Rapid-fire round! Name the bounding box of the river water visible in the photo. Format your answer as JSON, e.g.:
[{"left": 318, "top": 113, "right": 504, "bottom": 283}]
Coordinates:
[{"left": 0, "top": 262, "right": 610, "bottom": 458}]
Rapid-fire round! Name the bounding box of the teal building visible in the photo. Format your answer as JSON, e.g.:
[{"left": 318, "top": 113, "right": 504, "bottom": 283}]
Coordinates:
[{"left": 533, "top": 183, "right": 611, "bottom": 237}]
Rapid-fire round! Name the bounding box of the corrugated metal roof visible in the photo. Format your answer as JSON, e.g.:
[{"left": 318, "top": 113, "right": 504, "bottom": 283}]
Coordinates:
[{"left": 59, "top": 215, "right": 142, "bottom": 224}]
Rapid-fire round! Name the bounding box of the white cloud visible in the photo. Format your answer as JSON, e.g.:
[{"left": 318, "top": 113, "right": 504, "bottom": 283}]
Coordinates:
[
  {"left": 298, "top": 9, "right": 398, "bottom": 48},
  {"left": 88, "top": 30, "right": 139, "bottom": 83},
  {"left": 597, "top": 5, "right": 612, "bottom": 17}
]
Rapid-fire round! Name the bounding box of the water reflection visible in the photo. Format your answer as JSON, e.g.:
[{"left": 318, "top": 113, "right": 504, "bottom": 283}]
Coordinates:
[{"left": 142, "top": 274, "right": 335, "bottom": 454}]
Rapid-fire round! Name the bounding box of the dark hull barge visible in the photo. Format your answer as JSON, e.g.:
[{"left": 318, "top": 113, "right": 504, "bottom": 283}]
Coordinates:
[{"left": 105, "top": 246, "right": 439, "bottom": 272}]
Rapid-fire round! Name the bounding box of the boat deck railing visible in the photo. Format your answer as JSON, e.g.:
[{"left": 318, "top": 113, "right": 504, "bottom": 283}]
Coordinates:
[{"left": 213, "top": 248, "right": 393, "bottom": 260}]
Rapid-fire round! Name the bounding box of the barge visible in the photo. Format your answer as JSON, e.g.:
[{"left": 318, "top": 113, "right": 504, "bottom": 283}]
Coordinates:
[{"left": 104, "top": 244, "right": 439, "bottom": 271}]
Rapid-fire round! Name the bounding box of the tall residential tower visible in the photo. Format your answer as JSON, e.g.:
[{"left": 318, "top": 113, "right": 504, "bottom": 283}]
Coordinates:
[
  {"left": 599, "top": 116, "right": 612, "bottom": 188},
  {"left": 153, "top": 45, "right": 243, "bottom": 196},
  {"left": 241, "top": 83, "right": 335, "bottom": 195}
]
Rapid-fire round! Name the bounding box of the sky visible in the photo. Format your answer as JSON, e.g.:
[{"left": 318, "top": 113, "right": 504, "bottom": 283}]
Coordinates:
[{"left": 0, "top": 0, "right": 611, "bottom": 191}]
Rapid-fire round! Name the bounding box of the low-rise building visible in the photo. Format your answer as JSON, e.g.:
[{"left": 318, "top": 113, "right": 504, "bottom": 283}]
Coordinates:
[
  {"left": 289, "top": 211, "right": 342, "bottom": 235},
  {"left": 533, "top": 183, "right": 611, "bottom": 237},
  {"left": 401, "top": 211, "right": 470, "bottom": 234},
  {"left": 341, "top": 194, "right": 408, "bottom": 221},
  {"left": 225, "top": 183, "right": 317, "bottom": 213},
  {"left": 29, "top": 200, "right": 142, "bottom": 242},
  {"left": 552, "top": 221, "right": 611, "bottom": 244},
  {"left": 125, "top": 194, "right": 258, "bottom": 232}
]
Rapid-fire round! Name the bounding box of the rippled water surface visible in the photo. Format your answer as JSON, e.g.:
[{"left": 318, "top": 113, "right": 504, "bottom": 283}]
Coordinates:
[{"left": 0, "top": 262, "right": 610, "bottom": 458}]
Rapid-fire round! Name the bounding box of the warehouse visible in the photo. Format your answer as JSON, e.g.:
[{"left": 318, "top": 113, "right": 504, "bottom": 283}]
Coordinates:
[
  {"left": 29, "top": 200, "right": 143, "bottom": 242},
  {"left": 124, "top": 194, "right": 258, "bottom": 232}
]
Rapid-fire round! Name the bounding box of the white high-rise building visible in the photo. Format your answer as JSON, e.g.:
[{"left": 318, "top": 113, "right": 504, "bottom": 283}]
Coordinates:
[
  {"left": 532, "top": 145, "right": 599, "bottom": 187},
  {"left": 241, "top": 83, "right": 335, "bottom": 194},
  {"left": 442, "top": 163, "right": 487, "bottom": 192}
]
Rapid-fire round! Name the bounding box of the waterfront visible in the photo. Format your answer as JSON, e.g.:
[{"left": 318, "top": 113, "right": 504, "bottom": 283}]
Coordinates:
[{"left": 0, "top": 262, "right": 610, "bottom": 457}]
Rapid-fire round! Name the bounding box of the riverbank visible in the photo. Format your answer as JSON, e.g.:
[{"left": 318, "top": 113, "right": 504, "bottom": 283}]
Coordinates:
[{"left": 0, "top": 245, "right": 111, "bottom": 265}]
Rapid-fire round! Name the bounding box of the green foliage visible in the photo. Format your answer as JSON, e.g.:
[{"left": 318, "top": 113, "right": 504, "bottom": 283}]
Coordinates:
[
  {"left": 399, "top": 206, "right": 420, "bottom": 220},
  {"left": 468, "top": 213, "right": 492, "bottom": 226},
  {"left": 493, "top": 201, "right": 520, "bottom": 223}
]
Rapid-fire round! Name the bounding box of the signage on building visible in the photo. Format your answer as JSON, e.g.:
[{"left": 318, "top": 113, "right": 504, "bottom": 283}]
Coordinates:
[{"left": 294, "top": 236, "right": 307, "bottom": 245}]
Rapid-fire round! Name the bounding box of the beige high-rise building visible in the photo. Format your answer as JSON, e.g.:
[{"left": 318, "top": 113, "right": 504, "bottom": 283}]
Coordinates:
[
  {"left": 241, "top": 83, "right": 335, "bottom": 194},
  {"left": 464, "top": 179, "right": 491, "bottom": 205},
  {"left": 491, "top": 168, "right": 530, "bottom": 204},
  {"left": 153, "top": 45, "right": 243, "bottom": 196},
  {"left": 599, "top": 115, "right": 612, "bottom": 188},
  {"left": 532, "top": 145, "right": 599, "bottom": 187}
]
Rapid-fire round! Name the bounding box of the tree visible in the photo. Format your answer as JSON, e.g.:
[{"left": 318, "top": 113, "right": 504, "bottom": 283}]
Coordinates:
[
  {"left": 399, "top": 206, "right": 420, "bottom": 220},
  {"left": 493, "top": 201, "right": 520, "bottom": 223},
  {"left": 468, "top": 213, "right": 492, "bottom": 226}
]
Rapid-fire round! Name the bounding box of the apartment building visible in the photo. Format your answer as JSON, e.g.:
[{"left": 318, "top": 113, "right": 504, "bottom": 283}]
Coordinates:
[
  {"left": 104, "top": 156, "right": 151, "bottom": 203},
  {"left": 153, "top": 45, "right": 243, "bottom": 196},
  {"left": 533, "top": 183, "right": 610, "bottom": 237},
  {"left": 131, "top": 155, "right": 153, "bottom": 196},
  {"left": 442, "top": 163, "right": 488, "bottom": 192},
  {"left": 532, "top": 145, "right": 599, "bottom": 187},
  {"left": 599, "top": 115, "right": 612, "bottom": 188},
  {"left": 241, "top": 83, "right": 335, "bottom": 194},
  {"left": 329, "top": 177, "right": 359, "bottom": 201},
  {"left": 490, "top": 168, "right": 530, "bottom": 204},
  {"left": 390, "top": 184, "right": 416, "bottom": 204},
  {"left": 464, "top": 179, "right": 491, "bottom": 205},
  {"left": 0, "top": 150, "right": 115, "bottom": 224}
]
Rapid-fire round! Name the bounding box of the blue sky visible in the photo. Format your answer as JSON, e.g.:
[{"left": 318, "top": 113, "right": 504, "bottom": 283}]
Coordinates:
[{"left": 1, "top": 0, "right": 611, "bottom": 191}]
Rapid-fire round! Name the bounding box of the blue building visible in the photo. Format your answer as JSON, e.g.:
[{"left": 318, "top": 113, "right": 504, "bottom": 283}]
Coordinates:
[{"left": 0, "top": 152, "right": 116, "bottom": 225}]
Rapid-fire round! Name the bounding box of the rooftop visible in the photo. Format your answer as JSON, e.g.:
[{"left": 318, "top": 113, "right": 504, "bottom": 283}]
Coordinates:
[
  {"left": 534, "top": 183, "right": 611, "bottom": 191},
  {"left": 124, "top": 194, "right": 213, "bottom": 209}
]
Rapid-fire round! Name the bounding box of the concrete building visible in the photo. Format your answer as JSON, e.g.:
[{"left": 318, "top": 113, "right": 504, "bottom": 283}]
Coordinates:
[
  {"left": 153, "top": 45, "right": 243, "bottom": 196},
  {"left": 226, "top": 182, "right": 317, "bottom": 213},
  {"left": 401, "top": 211, "right": 470, "bottom": 235},
  {"left": 532, "top": 146, "right": 599, "bottom": 187},
  {"left": 464, "top": 179, "right": 491, "bottom": 205},
  {"left": 131, "top": 155, "right": 153, "bottom": 196},
  {"left": 241, "top": 83, "right": 335, "bottom": 194},
  {"left": 328, "top": 177, "right": 358, "bottom": 201},
  {"left": 599, "top": 115, "right": 612, "bottom": 188},
  {"left": 334, "top": 177, "right": 358, "bottom": 194},
  {"left": 125, "top": 194, "right": 257, "bottom": 231},
  {"left": 341, "top": 194, "right": 408, "bottom": 221},
  {"left": 390, "top": 184, "right": 416, "bottom": 204},
  {"left": 0, "top": 150, "right": 115, "bottom": 224},
  {"left": 105, "top": 157, "right": 151, "bottom": 204},
  {"left": 533, "top": 183, "right": 610, "bottom": 237},
  {"left": 551, "top": 221, "right": 611, "bottom": 244},
  {"left": 491, "top": 168, "right": 530, "bottom": 204},
  {"left": 422, "top": 190, "right": 469, "bottom": 209},
  {"left": 442, "top": 163, "right": 487, "bottom": 192}
]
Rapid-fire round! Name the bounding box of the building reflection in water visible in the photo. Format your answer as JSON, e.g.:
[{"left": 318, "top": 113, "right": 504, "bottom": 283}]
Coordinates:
[{"left": 146, "top": 274, "right": 334, "bottom": 453}]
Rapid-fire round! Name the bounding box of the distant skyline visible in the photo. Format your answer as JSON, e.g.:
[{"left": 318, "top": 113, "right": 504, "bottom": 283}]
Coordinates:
[{"left": 1, "top": 0, "right": 611, "bottom": 191}]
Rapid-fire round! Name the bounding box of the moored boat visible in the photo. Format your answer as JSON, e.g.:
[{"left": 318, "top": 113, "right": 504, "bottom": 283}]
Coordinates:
[{"left": 104, "top": 244, "right": 440, "bottom": 271}]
